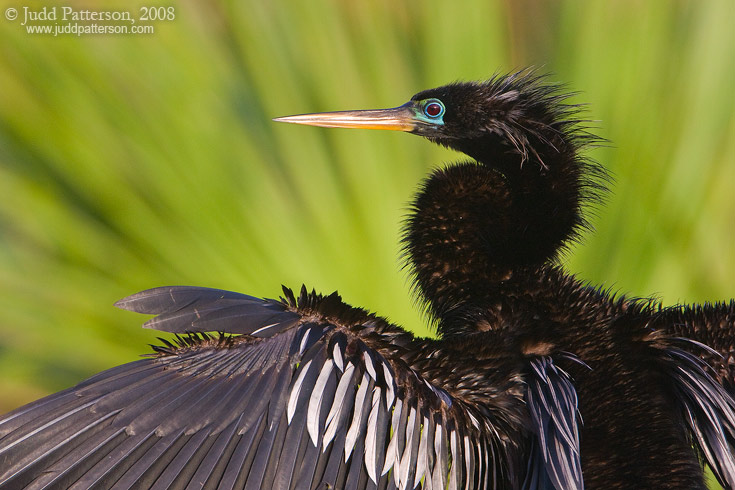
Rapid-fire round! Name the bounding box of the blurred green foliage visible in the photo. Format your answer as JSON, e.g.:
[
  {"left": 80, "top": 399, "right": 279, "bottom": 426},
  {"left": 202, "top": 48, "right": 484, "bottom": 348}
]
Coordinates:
[{"left": 0, "top": 1, "right": 733, "bottom": 486}]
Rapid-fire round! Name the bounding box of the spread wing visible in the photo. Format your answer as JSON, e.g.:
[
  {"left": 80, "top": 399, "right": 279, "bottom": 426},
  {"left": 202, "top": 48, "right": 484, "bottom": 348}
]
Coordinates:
[{"left": 0, "top": 286, "right": 523, "bottom": 490}]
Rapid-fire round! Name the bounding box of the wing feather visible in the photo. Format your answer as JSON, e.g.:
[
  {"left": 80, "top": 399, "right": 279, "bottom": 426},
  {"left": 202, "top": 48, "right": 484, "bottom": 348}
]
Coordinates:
[
  {"left": 113, "top": 286, "right": 259, "bottom": 313},
  {"left": 658, "top": 338, "right": 735, "bottom": 489},
  {"left": 214, "top": 414, "right": 267, "bottom": 490},
  {"left": 115, "top": 286, "right": 299, "bottom": 335},
  {"left": 523, "top": 356, "right": 583, "bottom": 490},
  {"left": 111, "top": 429, "right": 187, "bottom": 489},
  {"left": 0, "top": 286, "right": 524, "bottom": 490}
]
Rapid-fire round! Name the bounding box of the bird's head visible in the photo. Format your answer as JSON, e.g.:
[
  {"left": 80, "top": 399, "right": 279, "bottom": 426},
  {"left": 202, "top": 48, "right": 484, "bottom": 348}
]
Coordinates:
[{"left": 274, "top": 71, "right": 594, "bottom": 174}]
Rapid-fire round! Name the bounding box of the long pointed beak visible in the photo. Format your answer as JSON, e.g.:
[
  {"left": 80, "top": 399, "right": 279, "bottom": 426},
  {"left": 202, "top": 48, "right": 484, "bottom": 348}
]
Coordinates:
[{"left": 273, "top": 103, "right": 416, "bottom": 132}]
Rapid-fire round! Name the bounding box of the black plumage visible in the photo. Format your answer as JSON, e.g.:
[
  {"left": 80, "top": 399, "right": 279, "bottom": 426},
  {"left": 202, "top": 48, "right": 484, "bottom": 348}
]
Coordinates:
[
  {"left": 0, "top": 286, "right": 553, "bottom": 489},
  {"left": 1, "top": 71, "right": 734, "bottom": 490},
  {"left": 658, "top": 301, "right": 735, "bottom": 390}
]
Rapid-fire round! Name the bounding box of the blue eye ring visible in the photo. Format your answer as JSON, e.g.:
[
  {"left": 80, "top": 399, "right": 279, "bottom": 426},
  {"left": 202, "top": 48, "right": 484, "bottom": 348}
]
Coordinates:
[{"left": 422, "top": 99, "right": 445, "bottom": 119}]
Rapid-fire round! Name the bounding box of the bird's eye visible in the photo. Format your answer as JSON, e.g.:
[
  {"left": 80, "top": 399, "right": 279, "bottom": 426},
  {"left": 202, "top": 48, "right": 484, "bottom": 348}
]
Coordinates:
[{"left": 423, "top": 99, "right": 445, "bottom": 119}]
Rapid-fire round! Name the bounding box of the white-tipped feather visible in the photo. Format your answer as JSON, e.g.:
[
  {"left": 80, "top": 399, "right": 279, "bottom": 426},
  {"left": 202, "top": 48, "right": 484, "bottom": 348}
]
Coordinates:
[
  {"left": 399, "top": 405, "right": 417, "bottom": 487},
  {"left": 364, "top": 389, "right": 383, "bottom": 484},
  {"left": 250, "top": 322, "right": 280, "bottom": 336},
  {"left": 383, "top": 362, "right": 396, "bottom": 408},
  {"left": 449, "top": 430, "right": 459, "bottom": 490},
  {"left": 333, "top": 343, "right": 344, "bottom": 372},
  {"left": 415, "top": 414, "right": 430, "bottom": 489},
  {"left": 463, "top": 435, "right": 472, "bottom": 490},
  {"left": 467, "top": 411, "right": 480, "bottom": 430},
  {"left": 364, "top": 351, "right": 377, "bottom": 380},
  {"left": 433, "top": 422, "right": 447, "bottom": 490},
  {"left": 383, "top": 398, "right": 403, "bottom": 479},
  {"left": 323, "top": 363, "right": 356, "bottom": 450},
  {"left": 287, "top": 359, "right": 312, "bottom": 423},
  {"left": 478, "top": 440, "right": 487, "bottom": 490},
  {"left": 307, "top": 359, "right": 334, "bottom": 446},
  {"left": 345, "top": 370, "right": 371, "bottom": 461},
  {"left": 299, "top": 328, "right": 312, "bottom": 355}
]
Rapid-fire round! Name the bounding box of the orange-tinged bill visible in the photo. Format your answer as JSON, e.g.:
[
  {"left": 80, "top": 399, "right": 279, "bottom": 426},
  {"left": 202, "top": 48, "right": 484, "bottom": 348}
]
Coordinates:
[{"left": 273, "top": 104, "right": 416, "bottom": 132}]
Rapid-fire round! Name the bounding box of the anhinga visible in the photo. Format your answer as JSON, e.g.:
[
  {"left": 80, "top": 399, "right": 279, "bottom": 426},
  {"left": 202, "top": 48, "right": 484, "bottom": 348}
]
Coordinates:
[{"left": 1, "top": 72, "right": 734, "bottom": 490}]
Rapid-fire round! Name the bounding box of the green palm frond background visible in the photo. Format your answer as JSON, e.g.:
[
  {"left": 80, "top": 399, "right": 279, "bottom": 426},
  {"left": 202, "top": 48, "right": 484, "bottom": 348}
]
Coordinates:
[{"left": 0, "top": 1, "right": 733, "bottom": 486}]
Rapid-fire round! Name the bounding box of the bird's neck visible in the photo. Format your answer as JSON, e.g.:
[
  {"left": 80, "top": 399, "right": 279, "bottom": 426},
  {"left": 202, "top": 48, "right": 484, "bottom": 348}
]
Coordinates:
[{"left": 404, "top": 144, "right": 583, "bottom": 335}]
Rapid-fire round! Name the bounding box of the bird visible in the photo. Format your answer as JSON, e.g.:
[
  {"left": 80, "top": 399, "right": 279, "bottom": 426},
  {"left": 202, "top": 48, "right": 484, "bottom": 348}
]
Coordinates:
[{"left": 1, "top": 71, "right": 734, "bottom": 490}]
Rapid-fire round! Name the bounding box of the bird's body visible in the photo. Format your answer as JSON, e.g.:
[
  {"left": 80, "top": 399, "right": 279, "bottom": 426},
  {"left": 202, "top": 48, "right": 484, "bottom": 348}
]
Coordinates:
[
  {"left": 1, "top": 72, "right": 734, "bottom": 490},
  {"left": 448, "top": 265, "right": 719, "bottom": 489}
]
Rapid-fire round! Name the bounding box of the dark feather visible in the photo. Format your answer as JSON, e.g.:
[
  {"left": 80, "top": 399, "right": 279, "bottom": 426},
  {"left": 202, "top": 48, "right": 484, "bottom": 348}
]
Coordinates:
[
  {"left": 657, "top": 338, "right": 735, "bottom": 489},
  {"left": 523, "top": 356, "right": 583, "bottom": 490},
  {"left": 114, "top": 286, "right": 261, "bottom": 313},
  {"left": 115, "top": 286, "right": 300, "bottom": 335},
  {"left": 657, "top": 300, "right": 735, "bottom": 390}
]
